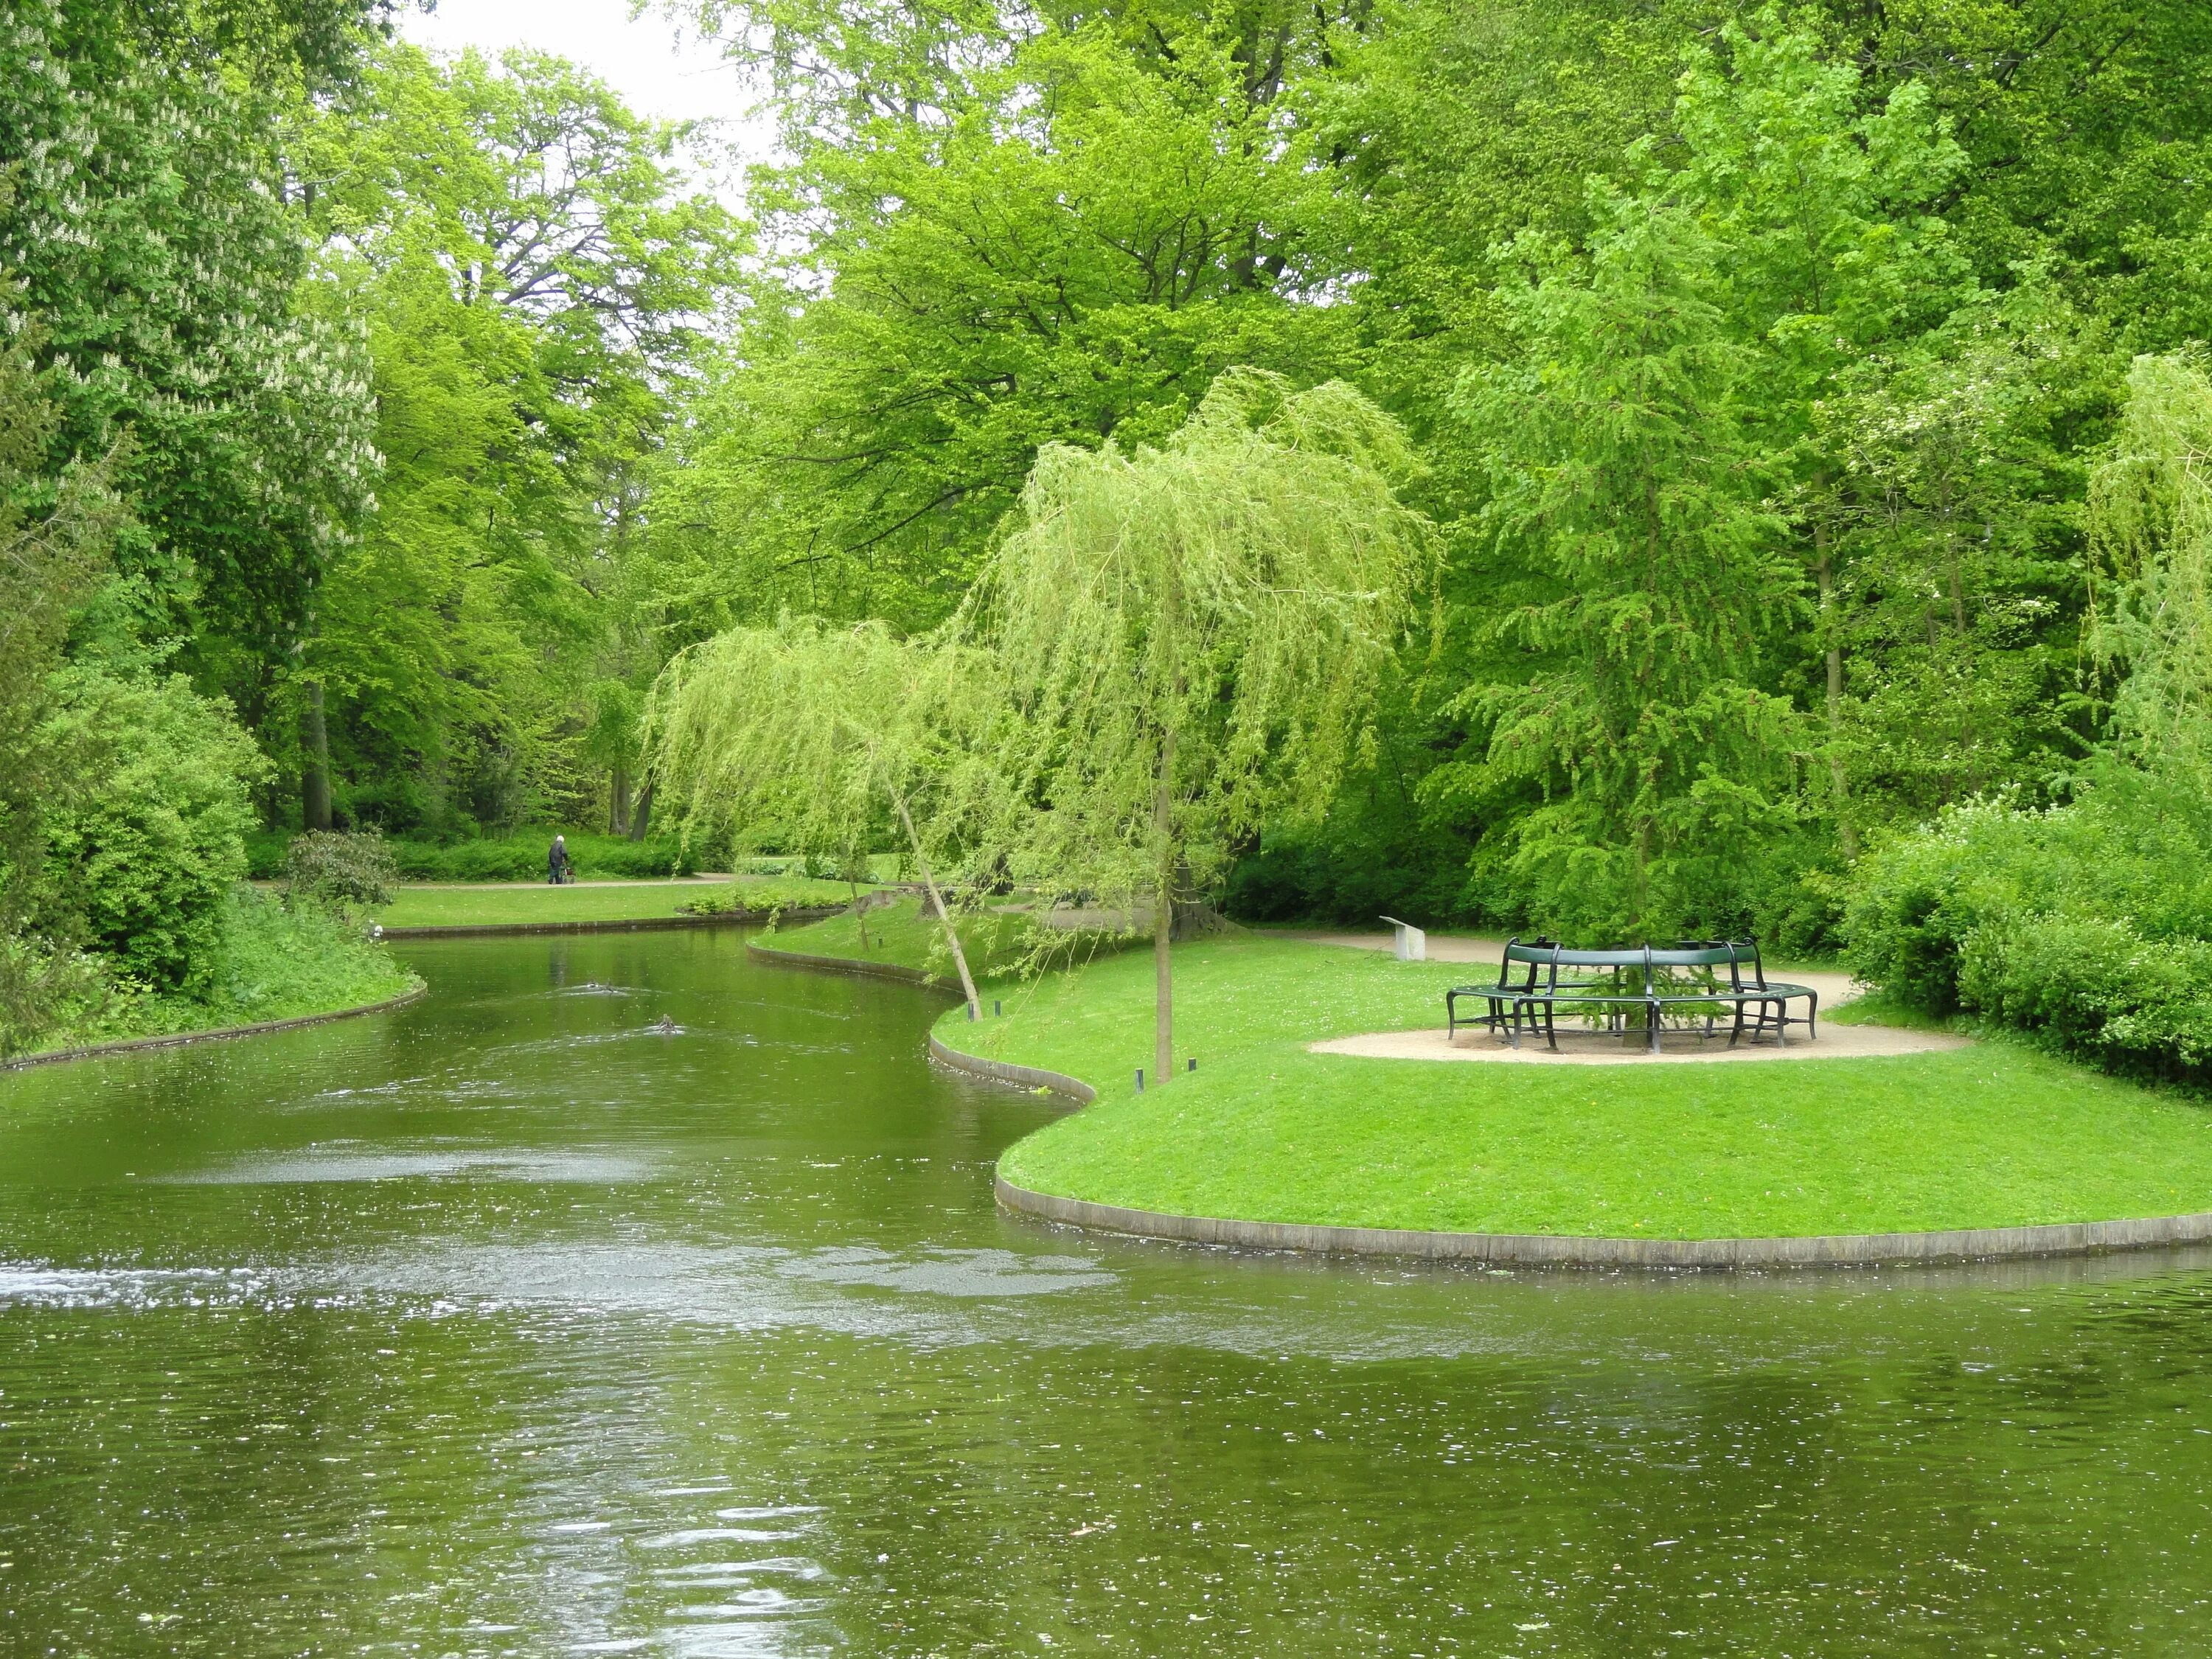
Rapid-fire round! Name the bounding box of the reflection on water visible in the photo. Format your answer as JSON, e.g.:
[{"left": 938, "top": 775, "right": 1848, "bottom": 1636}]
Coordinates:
[{"left": 5, "top": 929, "right": 2212, "bottom": 1656}]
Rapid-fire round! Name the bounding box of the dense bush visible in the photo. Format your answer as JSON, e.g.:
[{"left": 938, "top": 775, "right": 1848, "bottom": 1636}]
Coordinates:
[
  {"left": 1844, "top": 765, "right": 2212, "bottom": 1083},
  {"left": 1224, "top": 823, "right": 1480, "bottom": 929},
  {"left": 38, "top": 668, "right": 265, "bottom": 992},
  {"left": 176, "top": 885, "right": 415, "bottom": 1030},
  {"left": 283, "top": 830, "right": 399, "bottom": 917},
  {"left": 52, "top": 883, "right": 419, "bottom": 1051}
]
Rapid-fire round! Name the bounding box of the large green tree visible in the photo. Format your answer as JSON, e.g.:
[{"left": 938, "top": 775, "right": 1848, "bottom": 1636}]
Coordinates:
[
  {"left": 289, "top": 42, "right": 744, "bottom": 833},
  {"left": 0, "top": 0, "right": 383, "bottom": 720},
  {"left": 645, "top": 10, "right": 1356, "bottom": 635},
  {"left": 1433, "top": 19, "right": 1966, "bottom": 936}
]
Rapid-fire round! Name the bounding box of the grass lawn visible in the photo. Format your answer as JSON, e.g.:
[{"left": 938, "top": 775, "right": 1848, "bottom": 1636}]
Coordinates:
[
  {"left": 372, "top": 874, "right": 861, "bottom": 931},
  {"left": 940, "top": 935, "right": 2212, "bottom": 1240}
]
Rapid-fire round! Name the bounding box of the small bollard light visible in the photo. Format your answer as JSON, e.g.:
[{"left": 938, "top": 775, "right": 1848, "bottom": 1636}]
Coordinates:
[
  {"left": 993, "top": 999, "right": 1002, "bottom": 1017},
  {"left": 1134, "top": 1068, "right": 1144, "bottom": 1093},
  {"left": 1187, "top": 1058, "right": 1196, "bottom": 1073},
  {"left": 966, "top": 1001, "right": 977, "bottom": 1020}
]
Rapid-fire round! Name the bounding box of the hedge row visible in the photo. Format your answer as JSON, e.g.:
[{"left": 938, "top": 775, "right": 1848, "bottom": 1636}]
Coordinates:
[
  {"left": 1846, "top": 764, "right": 2212, "bottom": 1085},
  {"left": 247, "top": 829, "right": 700, "bottom": 883}
]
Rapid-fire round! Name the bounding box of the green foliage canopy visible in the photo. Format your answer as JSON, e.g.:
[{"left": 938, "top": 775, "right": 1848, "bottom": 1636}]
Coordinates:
[{"left": 959, "top": 369, "right": 1431, "bottom": 914}]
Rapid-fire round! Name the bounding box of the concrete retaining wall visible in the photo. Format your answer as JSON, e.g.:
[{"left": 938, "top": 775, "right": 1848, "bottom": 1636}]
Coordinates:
[
  {"left": 990, "top": 1174, "right": 2212, "bottom": 1268},
  {"left": 928, "top": 1034, "right": 1096, "bottom": 1102},
  {"left": 745, "top": 939, "right": 954, "bottom": 989}
]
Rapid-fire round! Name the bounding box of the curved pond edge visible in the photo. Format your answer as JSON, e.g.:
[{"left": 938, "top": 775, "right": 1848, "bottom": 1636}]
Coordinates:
[
  {"left": 383, "top": 905, "right": 843, "bottom": 940},
  {"left": 925, "top": 1028, "right": 2212, "bottom": 1270},
  {"left": 928, "top": 1033, "right": 1096, "bottom": 1101},
  {"left": 990, "top": 1175, "right": 2212, "bottom": 1268},
  {"left": 748, "top": 938, "right": 958, "bottom": 990},
  {"left": 2, "top": 984, "right": 426, "bottom": 1073}
]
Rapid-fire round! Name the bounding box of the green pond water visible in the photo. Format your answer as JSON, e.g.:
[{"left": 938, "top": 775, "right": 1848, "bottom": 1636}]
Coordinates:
[{"left": 5, "top": 930, "right": 2212, "bottom": 1657}]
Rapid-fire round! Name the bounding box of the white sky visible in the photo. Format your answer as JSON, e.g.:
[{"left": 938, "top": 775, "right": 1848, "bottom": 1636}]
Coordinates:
[{"left": 399, "top": 0, "right": 776, "bottom": 201}]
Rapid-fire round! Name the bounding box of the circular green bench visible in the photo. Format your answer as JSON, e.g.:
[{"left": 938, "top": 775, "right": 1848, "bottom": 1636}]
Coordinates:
[{"left": 1446, "top": 939, "right": 1818, "bottom": 1053}]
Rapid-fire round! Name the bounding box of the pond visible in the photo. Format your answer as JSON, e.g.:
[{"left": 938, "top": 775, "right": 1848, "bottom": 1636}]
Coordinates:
[{"left": 4, "top": 929, "right": 2212, "bottom": 1656}]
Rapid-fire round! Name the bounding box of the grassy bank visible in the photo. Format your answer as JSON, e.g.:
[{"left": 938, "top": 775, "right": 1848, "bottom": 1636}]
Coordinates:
[
  {"left": 20, "top": 886, "right": 419, "bottom": 1060},
  {"left": 372, "top": 874, "right": 860, "bottom": 931},
  {"left": 759, "top": 898, "right": 1050, "bottom": 981},
  {"left": 940, "top": 936, "right": 2212, "bottom": 1240}
]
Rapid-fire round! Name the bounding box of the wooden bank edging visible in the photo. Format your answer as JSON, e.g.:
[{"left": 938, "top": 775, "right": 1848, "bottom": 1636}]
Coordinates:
[
  {"left": 2, "top": 984, "right": 426, "bottom": 1073},
  {"left": 920, "top": 1030, "right": 2212, "bottom": 1270},
  {"left": 381, "top": 905, "right": 842, "bottom": 940}
]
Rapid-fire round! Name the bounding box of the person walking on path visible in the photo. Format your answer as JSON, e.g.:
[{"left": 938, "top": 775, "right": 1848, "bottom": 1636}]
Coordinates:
[{"left": 548, "top": 834, "right": 571, "bottom": 885}]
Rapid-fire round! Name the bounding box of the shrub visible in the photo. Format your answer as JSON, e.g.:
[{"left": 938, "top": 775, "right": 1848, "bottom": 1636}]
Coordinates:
[
  {"left": 185, "top": 884, "right": 414, "bottom": 1026},
  {"left": 55, "top": 883, "right": 418, "bottom": 1052},
  {"left": 283, "top": 830, "right": 398, "bottom": 918},
  {"left": 38, "top": 667, "right": 265, "bottom": 992},
  {"left": 243, "top": 829, "right": 291, "bottom": 880},
  {"left": 1844, "top": 762, "right": 2212, "bottom": 1084},
  {"left": 0, "top": 932, "right": 113, "bottom": 1059},
  {"left": 1957, "top": 914, "right": 2212, "bottom": 1076}
]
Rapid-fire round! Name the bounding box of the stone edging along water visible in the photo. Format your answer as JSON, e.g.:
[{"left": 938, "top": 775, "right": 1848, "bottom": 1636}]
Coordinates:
[
  {"left": 745, "top": 937, "right": 961, "bottom": 990},
  {"left": 927, "top": 1034, "right": 1096, "bottom": 1102},
  {"left": 1, "top": 984, "right": 427, "bottom": 1073},
  {"left": 919, "top": 1028, "right": 2212, "bottom": 1270},
  {"left": 987, "top": 1176, "right": 2212, "bottom": 1267}
]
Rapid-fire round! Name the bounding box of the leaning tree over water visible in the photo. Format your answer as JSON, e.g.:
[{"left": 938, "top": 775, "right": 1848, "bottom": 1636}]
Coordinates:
[{"left": 644, "top": 615, "right": 999, "bottom": 1015}]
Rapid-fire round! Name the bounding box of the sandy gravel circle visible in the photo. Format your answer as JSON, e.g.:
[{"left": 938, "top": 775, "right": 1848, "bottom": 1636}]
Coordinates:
[{"left": 1310, "top": 1020, "right": 1970, "bottom": 1065}]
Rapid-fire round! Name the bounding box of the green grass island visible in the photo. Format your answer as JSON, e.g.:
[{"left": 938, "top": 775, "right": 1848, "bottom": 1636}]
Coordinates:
[{"left": 759, "top": 902, "right": 2212, "bottom": 1247}]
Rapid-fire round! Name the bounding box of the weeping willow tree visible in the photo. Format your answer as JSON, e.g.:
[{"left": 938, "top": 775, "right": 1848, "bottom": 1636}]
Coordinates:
[
  {"left": 2090, "top": 352, "right": 2212, "bottom": 771},
  {"left": 956, "top": 369, "right": 1432, "bottom": 1085},
  {"left": 644, "top": 616, "right": 1001, "bottom": 1014}
]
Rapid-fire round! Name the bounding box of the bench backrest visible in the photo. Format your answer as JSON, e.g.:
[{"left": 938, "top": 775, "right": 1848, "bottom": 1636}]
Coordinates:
[
  {"left": 1672, "top": 938, "right": 1767, "bottom": 987},
  {"left": 1495, "top": 939, "right": 1649, "bottom": 993},
  {"left": 1549, "top": 947, "right": 1641, "bottom": 968},
  {"left": 1494, "top": 936, "right": 1558, "bottom": 990},
  {"left": 1492, "top": 937, "right": 1768, "bottom": 992}
]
